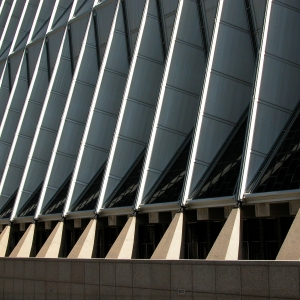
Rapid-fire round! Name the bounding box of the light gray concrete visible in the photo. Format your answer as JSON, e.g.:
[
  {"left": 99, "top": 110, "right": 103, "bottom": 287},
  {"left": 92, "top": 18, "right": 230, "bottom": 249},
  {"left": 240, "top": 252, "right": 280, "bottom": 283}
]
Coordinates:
[{"left": 0, "top": 258, "right": 298, "bottom": 299}]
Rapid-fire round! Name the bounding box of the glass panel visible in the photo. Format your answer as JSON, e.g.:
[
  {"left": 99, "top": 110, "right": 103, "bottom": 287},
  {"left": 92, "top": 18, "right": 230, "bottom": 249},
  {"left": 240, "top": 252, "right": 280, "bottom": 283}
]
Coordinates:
[
  {"left": 146, "top": 140, "right": 191, "bottom": 204},
  {"left": 184, "top": 220, "right": 223, "bottom": 259},
  {"left": 243, "top": 217, "right": 293, "bottom": 260},
  {"left": 42, "top": 174, "right": 72, "bottom": 215},
  {"left": 105, "top": 154, "right": 145, "bottom": 208},
  {"left": 0, "top": 189, "right": 18, "bottom": 219},
  {"left": 71, "top": 168, "right": 104, "bottom": 212},
  {"left": 18, "top": 182, "right": 43, "bottom": 217},
  {"left": 138, "top": 224, "right": 168, "bottom": 259},
  {"left": 192, "top": 118, "right": 247, "bottom": 199},
  {"left": 255, "top": 112, "right": 300, "bottom": 193}
]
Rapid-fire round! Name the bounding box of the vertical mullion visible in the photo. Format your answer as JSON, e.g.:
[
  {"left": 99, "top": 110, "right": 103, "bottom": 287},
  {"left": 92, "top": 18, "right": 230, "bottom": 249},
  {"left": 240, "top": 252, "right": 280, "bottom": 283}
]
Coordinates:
[
  {"left": 7, "top": 58, "right": 12, "bottom": 92},
  {"left": 244, "top": 0, "right": 258, "bottom": 58},
  {"left": 121, "top": 0, "right": 131, "bottom": 64},
  {"left": 45, "top": 37, "right": 51, "bottom": 81},
  {"left": 155, "top": 0, "right": 167, "bottom": 59},
  {"left": 67, "top": 24, "right": 75, "bottom": 74},
  {"left": 25, "top": 48, "right": 30, "bottom": 87},
  {"left": 196, "top": 0, "right": 208, "bottom": 59},
  {"left": 92, "top": 10, "right": 101, "bottom": 70}
]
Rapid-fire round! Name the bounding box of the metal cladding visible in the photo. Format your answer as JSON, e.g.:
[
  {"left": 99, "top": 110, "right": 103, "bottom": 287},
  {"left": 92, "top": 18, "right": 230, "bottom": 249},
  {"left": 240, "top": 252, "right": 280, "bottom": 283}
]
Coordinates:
[{"left": 0, "top": 0, "right": 299, "bottom": 231}]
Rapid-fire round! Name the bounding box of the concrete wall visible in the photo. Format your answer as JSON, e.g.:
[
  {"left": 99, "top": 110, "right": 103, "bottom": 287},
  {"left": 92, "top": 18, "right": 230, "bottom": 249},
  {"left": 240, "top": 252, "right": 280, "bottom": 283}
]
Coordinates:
[{"left": 0, "top": 258, "right": 299, "bottom": 299}]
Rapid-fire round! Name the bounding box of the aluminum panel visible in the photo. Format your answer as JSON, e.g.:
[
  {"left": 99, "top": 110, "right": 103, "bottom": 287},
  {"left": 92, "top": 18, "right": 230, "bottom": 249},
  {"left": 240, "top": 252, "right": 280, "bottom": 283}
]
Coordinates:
[
  {"left": 47, "top": 28, "right": 65, "bottom": 73},
  {"left": 47, "top": 154, "right": 74, "bottom": 188},
  {"left": 221, "top": 0, "right": 249, "bottom": 30},
  {"left": 96, "top": 0, "right": 118, "bottom": 46},
  {"left": 259, "top": 56, "right": 300, "bottom": 112},
  {"left": 204, "top": 73, "right": 252, "bottom": 124},
  {"left": 119, "top": 101, "right": 154, "bottom": 142},
  {"left": 158, "top": 88, "right": 199, "bottom": 134},
  {"left": 76, "top": 45, "right": 98, "bottom": 83},
  {"left": 168, "top": 42, "right": 205, "bottom": 95},
  {"left": 266, "top": 3, "right": 300, "bottom": 65},
  {"left": 0, "top": 166, "right": 23, "bottom": 200},
  {"left": 86, "top": 110, "right": 117, "bottom": 148},
  {"left": 30, "top": 1, "right": 55, "bottom": 42},
  {"left": 94, "top": 70, "right": 127, "bottom": 115},
  {"left": 277, "top": 0, "right": 300, "bottom": 10},
  {"left": 176, "top": 0, "right": 203, "bottom": 48},
  {"left": 128, "top": 57, "right": 164, "bottom": 106},
  {"left": 203, "top": 0, "right": 218, "bottom": 41},
  {"left": 76, "top": 147, "right": 107, "bottom": 184},
  {"left": 51, "top": 0, "right": 73, "bottom": 30},
  {"left": 212, "top": 24, "right": 254, "bottom": 84},
  {"left": 149, "top": 128, "right": 186, "bottom": 173},
  {"left": 0, "top": 1, "right": 13, "bottom": 37},
  {"left": 0, "top": 109, "right": 21, "bottom": 144},
  {"left": 251, "top": 104, "right": 290, "bottom": 157},
  {"left": 139, "top": 15, "right": 164, "bottom": 62},
  {"left": 126, "top": 0, "right": 146, "bottom": 32},
  {"left": 70, "top": 15, "right": 89, "bottom": 67},
  {"left": 105, "top": 32, "right": 130, "bottom": 75},
  {"left": 32, "top": 128, "right": 57, "bottom": 162},
  {"left": 0, "top": 142, "right": 10, "bottom": 176},
  {"left": 66, "top": 83, "right": 96, "bottom": 123},
  {"left": 162, "top": 0, "right": 178, "bottom": 16},
  {"left": 9, "top": 135, "right": 32, "bottom": 166},
  {"left": 27, "top": 40, "right": 43, "bottom": 81},
  {"left": 9, "top": 51, "right": 23, "bottom": 85},
  {"left": 12, "top": 0, "right": 38, "bottom": 52},
  {"left": 41, "top": 92, "right": 68, "bottom": 131},
  {"left": 57, "top": 120, "right": 85, "bottom": 156},
  {"left": 109, "top": 139, "right": 145, "bottom": 179}
]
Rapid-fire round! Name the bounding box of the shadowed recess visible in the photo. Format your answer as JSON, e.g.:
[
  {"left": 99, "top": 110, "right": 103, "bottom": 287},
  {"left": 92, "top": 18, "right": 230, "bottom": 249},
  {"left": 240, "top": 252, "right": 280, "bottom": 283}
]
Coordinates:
[
  {"left": 192, "top": 117, "right": 248, "bottom": 199},
  {"left": 105, "top": 152, "right": 145, "bottom": 208},
  {"left": 42, "top": 173, "right": 72, "bottom": 215},
  {"left": 18, "top": 182, "right": 43, "bottom": 217},
  {"left": 146, "top": 139, "right": 191, "bottom": 205},
  {"left": 0, "top": 189, "right": 18, "bottom": 219},
  {"left": 71, "top": 167, "right": 105, "bottom": 212},
  {"left": 254, "top": 108, "right": 300, "bottom": 193}
]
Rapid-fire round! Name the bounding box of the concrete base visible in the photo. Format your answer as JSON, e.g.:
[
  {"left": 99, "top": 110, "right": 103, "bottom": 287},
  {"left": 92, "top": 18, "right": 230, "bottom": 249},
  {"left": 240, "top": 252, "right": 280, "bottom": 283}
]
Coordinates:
[
  {"left": 151, "top": 212, "right": 185, "bottom": 259},
  {"left": 10, "top": 223, "right": 35, "bottom": 257},
  {"left": 106, "top": 216, "right": 138, "bottom": 259},
  {"left": 0, "top": 225, "right": 11, "bottom": 257},
  {"left": 276, "top": 208, "right": 300, "bottom": 260},
  {"left": 207, "top": 207, "right": 242, "bottom": 260},
  {"left": 36, "top": 221, "right": 64, "bottom": 258},
  {"left": 68, "top": 219, "right": 97, "bottom": 258}
]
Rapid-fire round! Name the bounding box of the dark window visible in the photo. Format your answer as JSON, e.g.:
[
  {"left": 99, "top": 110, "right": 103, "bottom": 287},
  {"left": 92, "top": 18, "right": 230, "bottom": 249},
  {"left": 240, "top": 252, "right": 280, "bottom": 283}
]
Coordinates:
[
  {"left": 138, "top": 224, "right": 168, "bottom": 259},
  {"left": 42, "top": 174, "right": 72, "bottom": 215},
  {"left": 146, "top": 140, "right": 191, "bottom": 205},
  {"left": 243, "top": 217, "right": 293, "bottom": 260},
  {"left": 105, "top": 154, "right": 145, "bottom": 208},
  {"left": 192, "top": 118, "right": 247, "bottom": 199},
  {"left": 254, "top": 111, "right": 300, "bottom": 193},
  {"left": 71, "top": 168, "right": 104, "bottom": 212},
  {"left": 18, "top": 183, "right": 43, "bottom": 217},
  {"left": 185, "top": 221, "right": 223, "bottom": 259},
  {"left": 0, "top": 189, "right": 18, "bottom": 219}
]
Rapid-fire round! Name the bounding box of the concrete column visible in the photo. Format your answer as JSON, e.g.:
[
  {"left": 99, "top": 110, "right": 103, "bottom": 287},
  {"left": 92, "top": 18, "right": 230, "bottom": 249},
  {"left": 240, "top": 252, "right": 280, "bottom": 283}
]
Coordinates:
[
  {"left": 207, "top": 207, "right": 242, "bottom": 260},
  {"left": 0, "top": 225, "right": 11, "bottom": 257},
  {"left": 276, "top": 208, "right": 300, "bottom": 260},
  {"left": 106, "top": 216, "right": 138, "bottom": 259},
  {"left": 10, "top": 223, "right": 35, "bottom": 257},
  {"left": 68, "top": 219, "right": 97, "bottom": 259},
  {"left": 151, "top": 212, "right": 185, "bottom": 260},
  {"left": 36, "top": 221, "right": 64, "bottom": 258}
]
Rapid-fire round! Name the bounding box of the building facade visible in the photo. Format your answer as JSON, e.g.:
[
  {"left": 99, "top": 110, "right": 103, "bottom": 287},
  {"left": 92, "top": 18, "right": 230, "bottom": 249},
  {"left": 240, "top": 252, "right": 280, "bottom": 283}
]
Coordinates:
[{"left": 0, "top": 0, "right": 299, "bottom": 261}]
